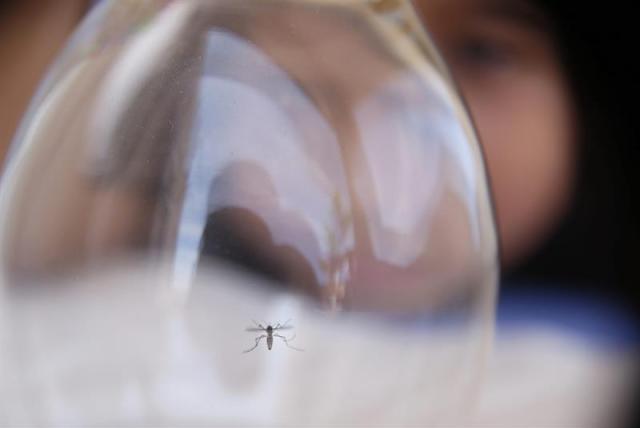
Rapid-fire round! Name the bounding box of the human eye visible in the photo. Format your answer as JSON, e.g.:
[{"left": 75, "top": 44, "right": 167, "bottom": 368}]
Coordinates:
[{"left": 454, "top": 35, "right": 515, "bottom": 69}]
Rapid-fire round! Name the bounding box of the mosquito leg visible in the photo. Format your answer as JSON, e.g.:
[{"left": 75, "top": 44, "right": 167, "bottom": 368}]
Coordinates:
[
  {"left": 243, "top": 335, "right": 267, "bottom": 353},
  {"left": 275, "top": 319, "right": 293, "bottom": 330},
  {"left": 274, "top": 333, "right": 303, "bottom": 351},
  {"left": 252, "top": 320, "right": 265, "bottom": 329}
]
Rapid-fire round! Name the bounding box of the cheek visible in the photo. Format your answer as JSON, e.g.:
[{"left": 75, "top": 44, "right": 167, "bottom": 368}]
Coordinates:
[{"left": 461, "top": 72, "right": 576, "bottom": 267}]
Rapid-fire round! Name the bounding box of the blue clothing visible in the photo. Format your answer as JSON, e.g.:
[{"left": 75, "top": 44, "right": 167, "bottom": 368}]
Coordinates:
[{"left": 498, "top": 284, "right": 640, "bottom": 350}]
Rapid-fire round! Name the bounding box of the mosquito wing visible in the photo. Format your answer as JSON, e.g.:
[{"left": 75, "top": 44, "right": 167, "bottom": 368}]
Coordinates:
[
  {"left": 274, "top": 325, "right": 294, "bottom": 331},
  {"left": 245, "top": 327, "right": 265, "bottom": 332}
]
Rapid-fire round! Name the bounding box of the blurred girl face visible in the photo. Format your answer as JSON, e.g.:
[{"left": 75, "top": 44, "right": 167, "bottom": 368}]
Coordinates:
[
  {"left": 415, "top": 0, "right": 577, "bottom": 269},
  {"left": 0, "top": 0, "right": 575, "bottom": 275}
]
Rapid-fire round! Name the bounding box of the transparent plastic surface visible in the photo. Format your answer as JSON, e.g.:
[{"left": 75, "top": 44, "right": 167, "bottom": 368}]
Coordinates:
[{"left": 0, "top": 0, "right": 498, "bottom": 425}]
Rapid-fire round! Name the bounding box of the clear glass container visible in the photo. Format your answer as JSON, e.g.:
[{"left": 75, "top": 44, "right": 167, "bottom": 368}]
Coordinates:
[{"left": 0, "top": 0, "right": 499, "bottom": 425}]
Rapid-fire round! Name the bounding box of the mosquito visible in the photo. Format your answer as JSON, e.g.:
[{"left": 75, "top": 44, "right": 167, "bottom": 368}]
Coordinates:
[{"left": 243, "top": 319, "right": 303, "bottom": 353}]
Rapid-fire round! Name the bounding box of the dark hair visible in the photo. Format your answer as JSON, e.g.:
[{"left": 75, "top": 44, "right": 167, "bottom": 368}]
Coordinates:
[{"left": 505, "top": 2, "right": 640, "bottom": 311}]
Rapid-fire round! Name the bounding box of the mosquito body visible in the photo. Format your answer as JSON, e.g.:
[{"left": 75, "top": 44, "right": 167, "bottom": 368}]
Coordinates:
[{"left": 243, "top": 319, "right": 303, "bottom": 353}]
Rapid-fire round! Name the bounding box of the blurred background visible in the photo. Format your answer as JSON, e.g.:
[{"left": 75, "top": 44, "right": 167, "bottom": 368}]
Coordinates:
[{"left": 1, "top": 0, "right": 638, "bottom": 426}]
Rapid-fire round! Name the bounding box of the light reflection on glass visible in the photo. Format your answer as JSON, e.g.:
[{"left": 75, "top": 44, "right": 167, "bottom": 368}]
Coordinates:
[{"left": 0, "top": 0, "right": 498, "bottom": 425}]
